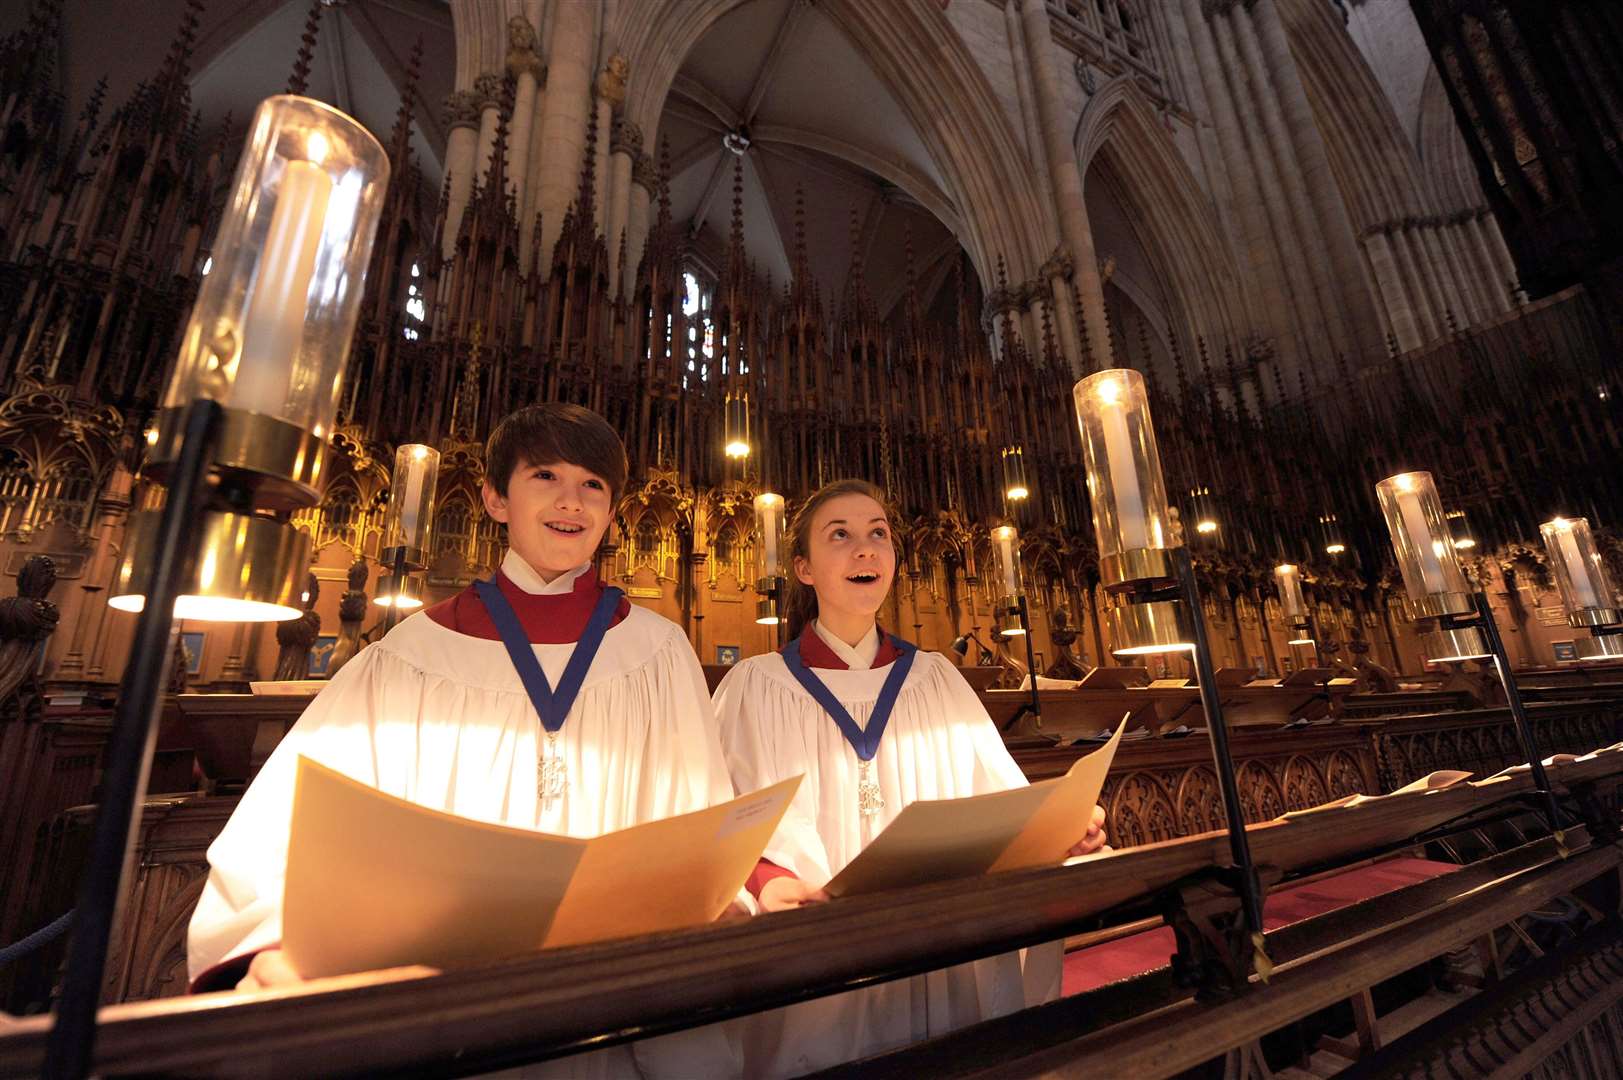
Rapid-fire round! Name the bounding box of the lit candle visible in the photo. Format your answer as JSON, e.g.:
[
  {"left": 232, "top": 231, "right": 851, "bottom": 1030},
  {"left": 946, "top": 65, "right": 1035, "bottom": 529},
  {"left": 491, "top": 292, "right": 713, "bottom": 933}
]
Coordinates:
[
  {"left": 754, "top": 493, "right": 783, "bottom": 577},
  {"left": 231, "top": 153, "right": 332, "bottom": 415},
  {"left": 1275, "top": 563, "right": 1306, "bottom": 620},
  {"left": 993, "top": 525, "right": 1022, "bottom": 599},
  {"left": 1096, "top": 378, "right": 1149, "bottom": 550},
  {"left": 1394, "top": 478, "right": 1447, "bottom": 595},
  {"left": 399, "top": 445, "right": 429, "bottom": 546},
  {"left": 1551, "top": 521, "right": 1602, "bottom": 610}
]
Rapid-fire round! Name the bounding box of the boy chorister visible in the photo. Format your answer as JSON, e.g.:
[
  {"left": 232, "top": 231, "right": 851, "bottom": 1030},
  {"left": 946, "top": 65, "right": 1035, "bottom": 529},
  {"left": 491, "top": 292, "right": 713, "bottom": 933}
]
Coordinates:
[{"left": 189, "top": 403, "right": 740, "bottom": 1078}]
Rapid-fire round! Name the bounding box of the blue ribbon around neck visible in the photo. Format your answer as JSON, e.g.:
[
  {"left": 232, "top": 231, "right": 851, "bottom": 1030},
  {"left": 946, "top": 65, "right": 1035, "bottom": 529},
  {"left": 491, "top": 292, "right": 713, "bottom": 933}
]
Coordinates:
[
  {"left": 474, "top": 578, "right": 624, "bottom": 733},
  {"left": 780, "top": 632, "right": 917, "bottom": 762}
]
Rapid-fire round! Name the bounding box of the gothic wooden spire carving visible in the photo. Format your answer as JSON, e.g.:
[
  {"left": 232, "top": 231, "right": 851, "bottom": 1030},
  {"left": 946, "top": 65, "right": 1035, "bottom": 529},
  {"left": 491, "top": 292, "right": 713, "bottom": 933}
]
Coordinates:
[{"left": 286, "top": 1, "right": 323, "bottom": 96}]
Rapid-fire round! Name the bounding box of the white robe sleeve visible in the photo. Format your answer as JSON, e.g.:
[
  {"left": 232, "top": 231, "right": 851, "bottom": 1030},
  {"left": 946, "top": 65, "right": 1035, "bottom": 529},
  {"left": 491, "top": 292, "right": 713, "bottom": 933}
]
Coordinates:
[
  {"left": 186, "top": 641, "right": 408, "bottom": 981},
  {"left": 930, "top": 654, "right": 1035, "bottom": 794},
  {"left": 713, "top": 662, "right": 835, "bottom": 887}
]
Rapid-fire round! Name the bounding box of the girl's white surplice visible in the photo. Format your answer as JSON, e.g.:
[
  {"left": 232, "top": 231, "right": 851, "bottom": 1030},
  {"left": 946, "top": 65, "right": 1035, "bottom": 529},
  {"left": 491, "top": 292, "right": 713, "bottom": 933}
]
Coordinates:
[
  {"left": 714, "top": 628, "right": 1064, "bottom": 1078},
  {"left": 188, "top": 553, "right": 740, "bottom": 1079}
]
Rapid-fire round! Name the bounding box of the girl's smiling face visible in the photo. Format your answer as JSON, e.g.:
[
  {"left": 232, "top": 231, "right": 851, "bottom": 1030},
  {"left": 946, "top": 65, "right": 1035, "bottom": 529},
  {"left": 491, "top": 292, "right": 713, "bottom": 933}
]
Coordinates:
[{"left": 793, "top": 492, "right": 896, "bottom": 629}]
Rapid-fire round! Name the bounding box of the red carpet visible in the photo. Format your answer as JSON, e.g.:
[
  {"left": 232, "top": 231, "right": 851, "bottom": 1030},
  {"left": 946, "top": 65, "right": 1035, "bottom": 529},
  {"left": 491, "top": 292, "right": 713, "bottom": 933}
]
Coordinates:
[{"left": 1062, "top": 857, "right": 1458, "bottom": 995}]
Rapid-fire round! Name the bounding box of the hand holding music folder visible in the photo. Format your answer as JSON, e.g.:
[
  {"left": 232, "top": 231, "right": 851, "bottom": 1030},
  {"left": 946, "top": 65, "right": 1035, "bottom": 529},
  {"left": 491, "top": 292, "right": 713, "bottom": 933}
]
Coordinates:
[
  {"left": 824, "top": 720, "right": 1126, "bottom": 898},
  {"left": 283, "top": 756, "right": 801, "bottom": 979}
]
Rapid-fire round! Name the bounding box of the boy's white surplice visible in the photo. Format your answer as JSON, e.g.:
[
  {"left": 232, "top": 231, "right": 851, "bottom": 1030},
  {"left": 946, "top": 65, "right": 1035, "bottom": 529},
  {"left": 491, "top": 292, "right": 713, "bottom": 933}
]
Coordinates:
[
  {"left": 714, "top": 634, "right": 1064, "bottom": 1078},
  {"left": 188, "top": 553, "right": 739, "bottom": 1079}
]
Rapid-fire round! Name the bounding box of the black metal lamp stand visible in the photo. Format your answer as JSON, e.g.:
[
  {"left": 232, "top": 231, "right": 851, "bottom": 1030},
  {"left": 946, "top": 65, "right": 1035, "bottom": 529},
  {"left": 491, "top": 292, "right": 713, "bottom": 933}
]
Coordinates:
[{"left": 44, "top": 398, "right": 224, "bottom": 1079}]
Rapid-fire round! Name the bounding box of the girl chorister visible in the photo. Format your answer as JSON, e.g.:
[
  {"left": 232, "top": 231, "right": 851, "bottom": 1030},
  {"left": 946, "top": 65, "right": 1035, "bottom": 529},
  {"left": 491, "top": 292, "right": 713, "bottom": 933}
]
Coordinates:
[{"left": 715, "top": 479, "right": 1107, "bottom": 1078}]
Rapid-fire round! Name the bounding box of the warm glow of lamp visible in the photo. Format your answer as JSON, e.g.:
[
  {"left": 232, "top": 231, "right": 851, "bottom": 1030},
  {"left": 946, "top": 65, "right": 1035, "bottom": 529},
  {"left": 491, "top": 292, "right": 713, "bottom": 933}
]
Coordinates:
[
  {"left": 992, "top": 524, "right": 1023, "bottom": 599},
  {"left": 113, "top": 95, "right": 389, "bottom": 622},
  {"left": 1375, "top": 471, "right": 1470, "bottom": 609},
  {"left": 382, "top": 443, "right": 440, "bottom": 558},
  {"left": 1001, "top": 446, "right": 1030, "bottom": 503},
  {"left": 1540, "top": 516, "right": 1614, "bottom": 615},
  {"left": 754, "top": 491, "right": 786, "bottom": 625},
  {"left": 724, "top": 391, "right": 751, "bottom": 459},
  {"left": 1325, "top": 543, "right": 1346, "bottom": 555},
  {"left": 1074, "top": 369, "right": 1173, "bottom": 581},
  {"left": 1446, "top": 509, "right": 1477, "bottom": 551}
]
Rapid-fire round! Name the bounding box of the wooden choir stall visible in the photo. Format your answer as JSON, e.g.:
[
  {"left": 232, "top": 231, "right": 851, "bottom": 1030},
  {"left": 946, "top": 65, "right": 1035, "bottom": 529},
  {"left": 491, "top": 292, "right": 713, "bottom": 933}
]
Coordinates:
[{"left": 4, "top": 659, "right": 1623, "bottom": 1078}]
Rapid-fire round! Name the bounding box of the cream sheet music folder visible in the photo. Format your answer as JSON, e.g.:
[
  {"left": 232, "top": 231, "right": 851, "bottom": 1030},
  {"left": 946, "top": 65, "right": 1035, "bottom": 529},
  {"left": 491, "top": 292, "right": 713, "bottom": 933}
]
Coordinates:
[
  {"left": 824, "top": 720, "right": 1126, "bottom": 898},
  {"left": 283, "top": 756, "right": 801, "bottom": 979}
]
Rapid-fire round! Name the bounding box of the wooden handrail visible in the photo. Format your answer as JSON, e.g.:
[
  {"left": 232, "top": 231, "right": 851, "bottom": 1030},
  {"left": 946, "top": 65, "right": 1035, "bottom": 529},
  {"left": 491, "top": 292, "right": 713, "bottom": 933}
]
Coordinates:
[{"left": 3, "top": 758, "right": 1613, "bottom": 1078}]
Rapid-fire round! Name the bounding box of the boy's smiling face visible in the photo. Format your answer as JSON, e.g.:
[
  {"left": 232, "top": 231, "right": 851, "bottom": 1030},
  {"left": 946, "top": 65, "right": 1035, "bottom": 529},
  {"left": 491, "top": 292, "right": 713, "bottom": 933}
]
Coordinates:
[{"left": 482, "top": 459, "right": 613, "bottom": 580}]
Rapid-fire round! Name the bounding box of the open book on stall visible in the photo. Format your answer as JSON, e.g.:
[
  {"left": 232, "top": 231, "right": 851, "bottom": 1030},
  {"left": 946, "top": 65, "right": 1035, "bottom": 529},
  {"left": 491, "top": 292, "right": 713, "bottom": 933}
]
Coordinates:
[
  {"left": 281, "top": 756, "right": 801, "bottom": 979},
  {"left": 824, "top": 719, "right": 1126, "bottom": 898},
  {"left": 1280, "top": 769, "right": 1474, "bottom": 819}
]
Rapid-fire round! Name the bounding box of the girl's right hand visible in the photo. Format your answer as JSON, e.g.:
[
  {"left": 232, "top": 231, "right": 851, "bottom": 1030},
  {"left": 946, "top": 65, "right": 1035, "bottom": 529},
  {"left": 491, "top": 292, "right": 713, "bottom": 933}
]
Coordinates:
[
  {"left": 758, "top": 876, "right": 830, "bottom": 912},
  {"left": 236, "top": 949, "right": 304, "bottom": 992}
]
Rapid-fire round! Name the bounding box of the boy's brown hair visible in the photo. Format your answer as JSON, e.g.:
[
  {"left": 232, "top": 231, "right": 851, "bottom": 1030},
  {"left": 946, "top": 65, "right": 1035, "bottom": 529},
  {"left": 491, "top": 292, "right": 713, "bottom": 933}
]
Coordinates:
[{"left": 485, "top": 403, "right": 629, "bottom": 502}]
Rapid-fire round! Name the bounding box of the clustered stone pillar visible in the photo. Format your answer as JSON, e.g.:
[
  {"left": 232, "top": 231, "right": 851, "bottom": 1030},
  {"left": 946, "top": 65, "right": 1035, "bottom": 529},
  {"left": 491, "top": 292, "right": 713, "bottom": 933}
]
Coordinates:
[
  {"left": 1181, "top": 0, "right": 1387, "bottom": 363},
  {"left": 504, "top": 14, "right": 545, "bottom": 202},
  {"left": 473, "top": 72, "right": 504, "bottom": 184},
  {"left": 1017, "top": 0, "right": 1110, "bottom": 372},
  {"left": 530, "top": 0, "right": 595, "bottom": 277},
  {"left": 440, "top": 90, "right": 481, "bottom": 258},
  {"left": 625, "top": 152, "right": 655, "bottom": 297},
  {"left": 607, "top": 117, "right": 642, "bottom": 296}
]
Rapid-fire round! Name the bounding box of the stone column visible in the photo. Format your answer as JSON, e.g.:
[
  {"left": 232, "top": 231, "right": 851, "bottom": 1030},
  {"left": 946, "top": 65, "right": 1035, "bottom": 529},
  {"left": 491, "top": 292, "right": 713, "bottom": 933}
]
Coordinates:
[
  {"left": 1228, "top": 5, "right": 1349, "bottom": 359},
  {"left": 531, "top": 0, "right": 595, "bottom": 279},
  {"left": 1362, "top": 228, "right": 1423, "bottom": 352},
  {"left": 1413, "top": 220, "right": 1460, "bottom": 328},
  {"left": 594, "top": 58, "right": 628, "bottom": 236},
  {"left": 1251, "top": 0, "right": 1383, "bottom": 358},
  {"left": 1475, "top": 211, "right": 1519, "bottom": 309},
  {"left": 503, "top": 14, "right": 545, "bottom": 205},
  {"left": 1465, "top": 211, "right": 1510, "bottom": 313},
  {"left": 1045, "top": 258, "right": 1083, "bottom": 368},
  {"left": 473, "top": 72, "right": 504, "bottom": 184},
  {"left": 1438, "top": 216, "right": 1488, "bottom": 324},
  {"left": 1004, "top": 0, "right": 1051, "bottom": 208},
  {"left": 1389, "top": 224, "right": 1439, "bottom": 341},
  {"left": 441, "top": 90, "right": 481, "bottom": 258},
  {"left": 608, "top": 118, "right": 641, "bottom": 297},
  {"left": 624, "top": 152, "right": 654, "bottom": 296},
  {"left": 1184, "top": 0, "right": 1301, "bottom": 358},
  {"left": 1208, "top": 8, "right": 1316, "bottom": 356},
  {"left": 1018, "top": 0, "right": 1108, "bottom": 371}
]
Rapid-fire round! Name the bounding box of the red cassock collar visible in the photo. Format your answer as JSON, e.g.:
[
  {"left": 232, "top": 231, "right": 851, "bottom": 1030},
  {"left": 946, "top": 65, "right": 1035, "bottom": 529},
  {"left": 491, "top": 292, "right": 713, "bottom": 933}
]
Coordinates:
[
  {"left": 794, "top": 627, "right": 905, "bottom": 670},
  {"left": 425, "top": 566, "right": 630, "bottom": 644}
]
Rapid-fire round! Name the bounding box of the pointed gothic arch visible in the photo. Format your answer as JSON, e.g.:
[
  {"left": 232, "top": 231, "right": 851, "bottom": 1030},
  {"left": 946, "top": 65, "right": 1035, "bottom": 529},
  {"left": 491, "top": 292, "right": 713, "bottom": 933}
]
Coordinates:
[{"left": 1074, "top": 76, "right": 1246, "bottom": 355}]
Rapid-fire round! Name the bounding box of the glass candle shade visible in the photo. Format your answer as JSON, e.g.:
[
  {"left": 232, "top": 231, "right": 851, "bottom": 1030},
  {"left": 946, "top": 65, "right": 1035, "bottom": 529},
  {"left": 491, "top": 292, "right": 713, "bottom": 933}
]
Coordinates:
[
  {"left": 992, "top": 524, "right": 1023, "bottom": 602},
  {"left": 1319, "top": 513, "right": 1346, "bottom": 555},
  {"left": 1446, "top": 509, "right": 1477, "bottom": 551},
  {"left": 753, "top": 492, "right": 785, "bottom": 580},
  {"left": 1375, "top": 471, "right": 1470, "bottom": 613},
  {"left": 1274, "top": 563, "right": 1308, "bottom": 622},
  {"left": 1000, "top": 446, "right": 1029, "bottom": 503},
  {"left": 374, "top": 573, "right": 424, "bottom": 611},
  {"left": 381, "top": 444, "right": 440, "bottom": 561},
  {"left": 1540, "top": 517, "right": 1617, "bottom": 618},
  {"left": 724, "top": 391, "right": 750, "bottom": 459},
  {"left": 1074, "top": 369, "right": 1175, "bottom": 585},
  {"left": 109, "top": 509, "right": 310, "bottom": 622},
  {"left": 1189, "top": 486, "right": 1218, "bottom": 538},
  {"left": 155, "top": 96, "right": 389, "bottom": 502}
]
